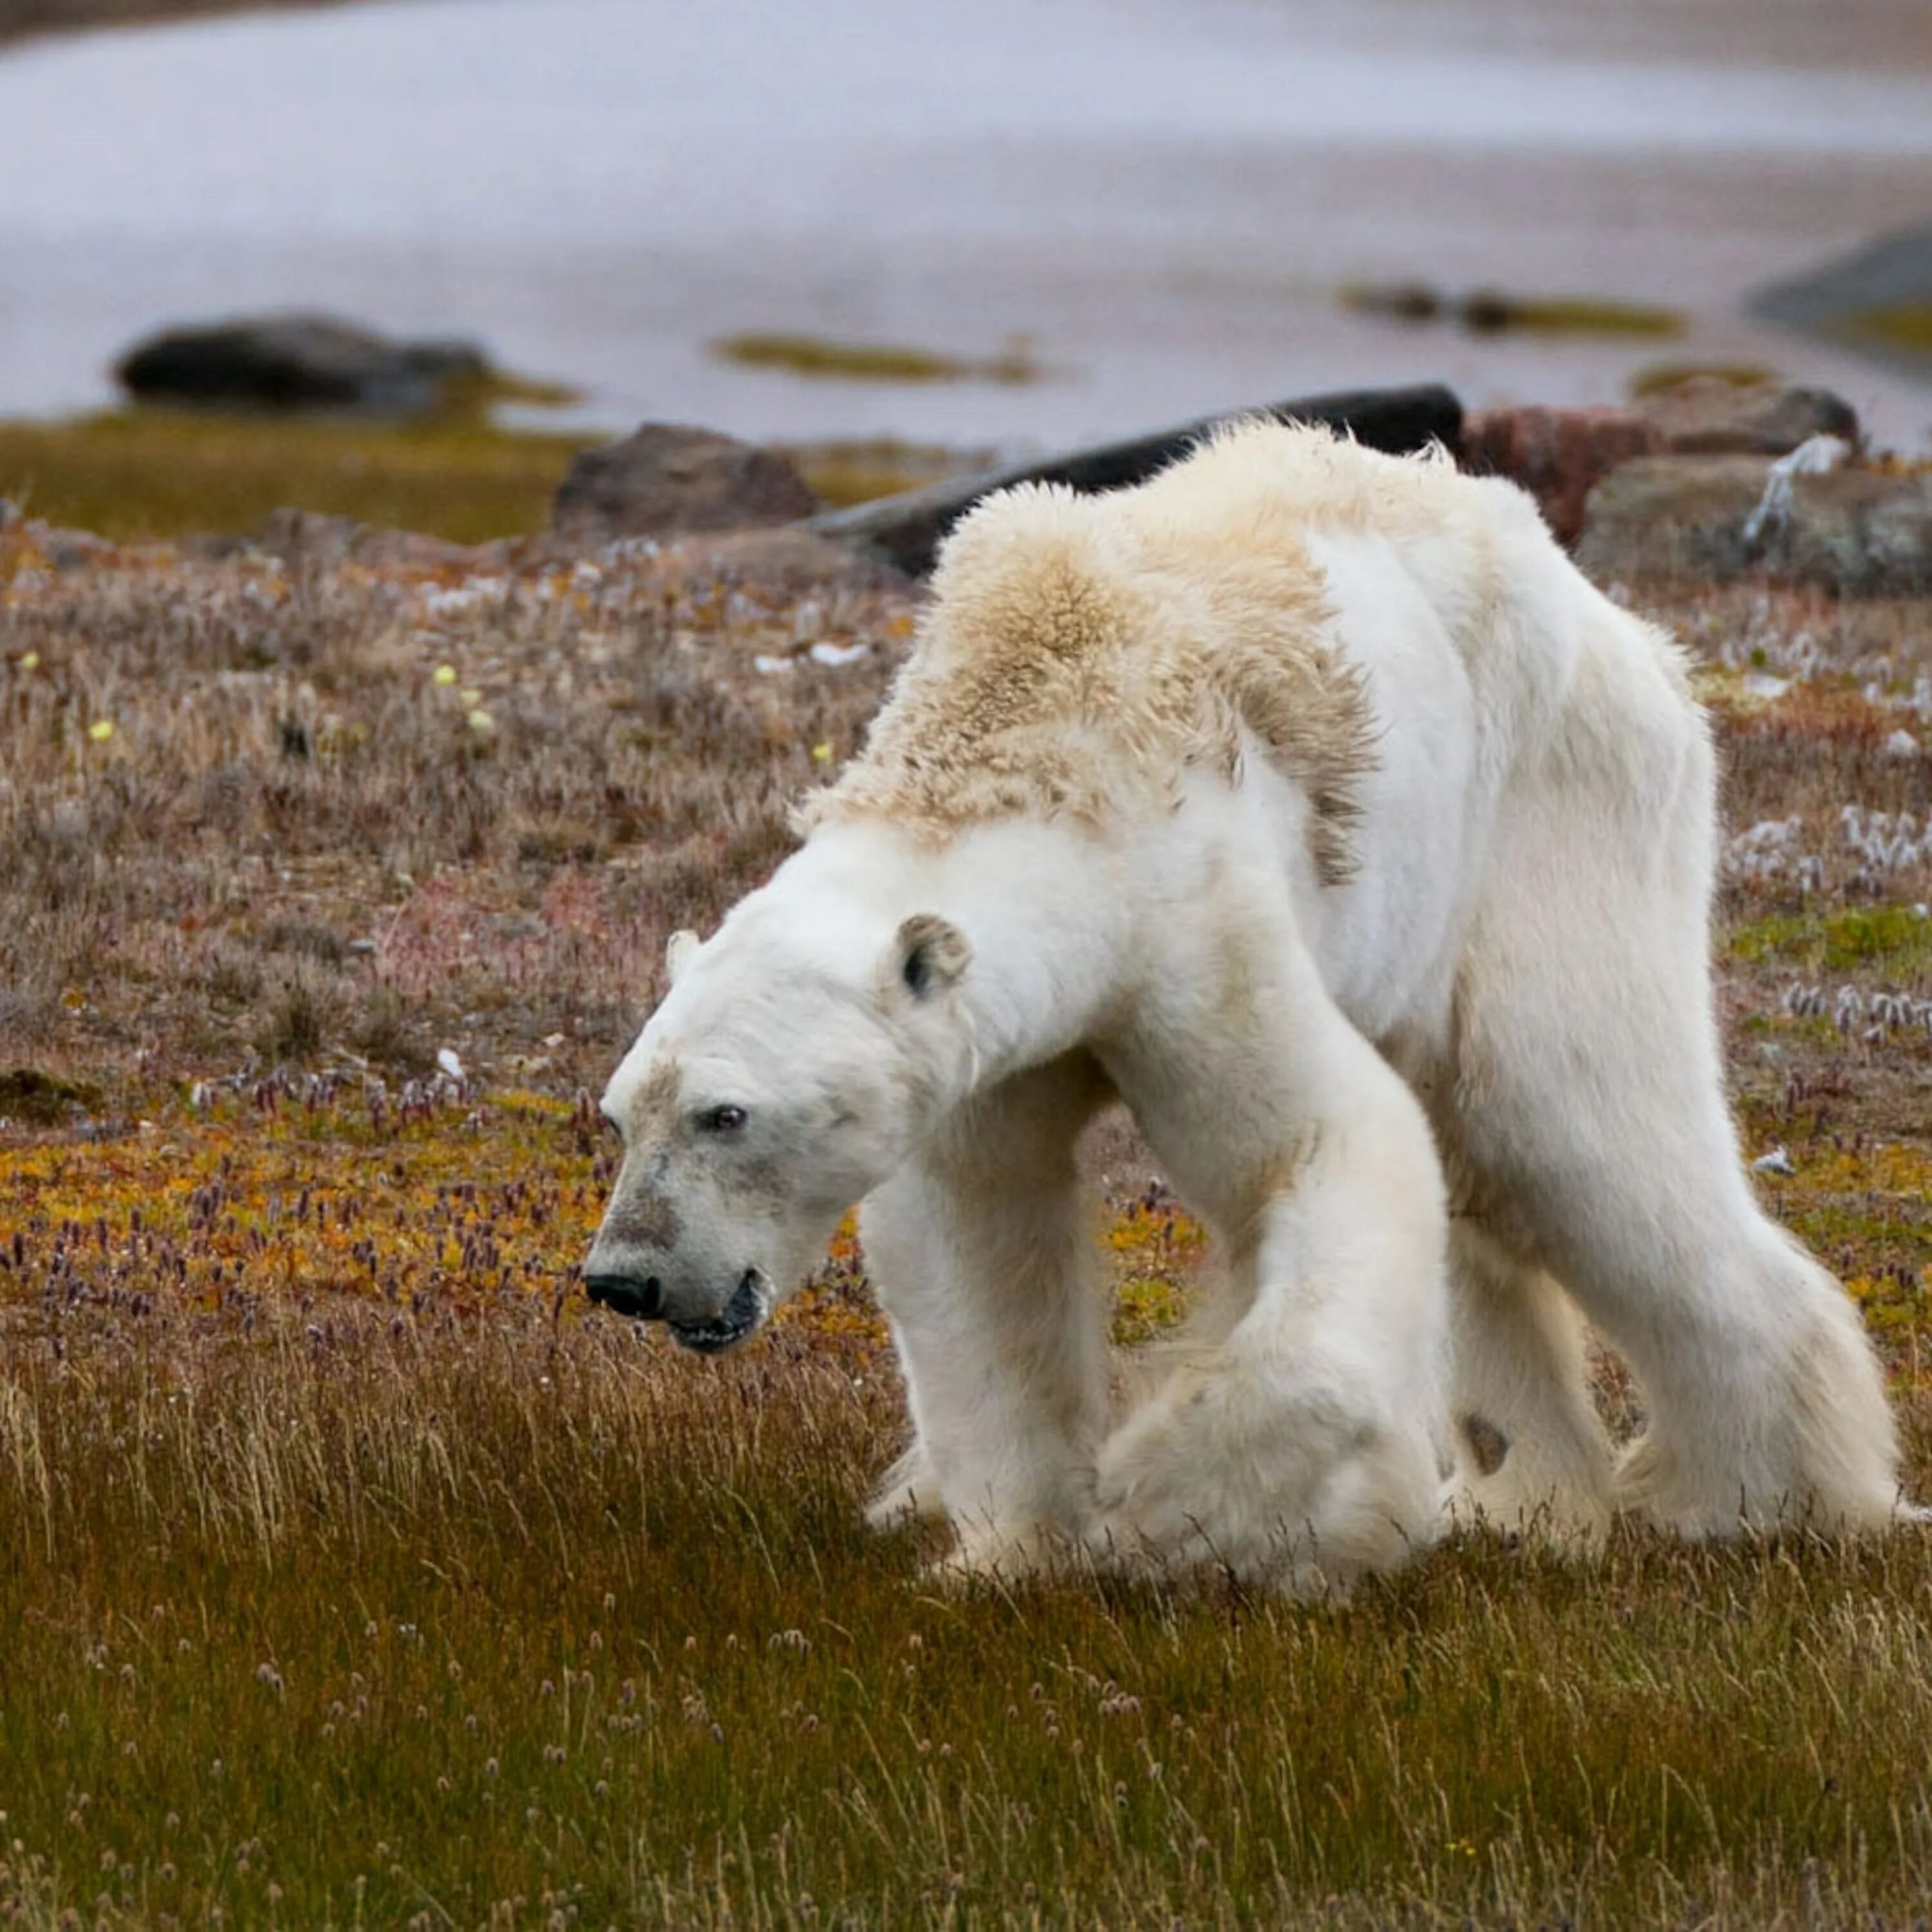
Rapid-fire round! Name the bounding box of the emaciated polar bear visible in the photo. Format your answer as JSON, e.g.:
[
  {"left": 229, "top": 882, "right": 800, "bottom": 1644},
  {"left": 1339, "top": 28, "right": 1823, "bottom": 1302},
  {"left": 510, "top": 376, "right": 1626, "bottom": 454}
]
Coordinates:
[{"left": 583, "top": 421, "right": 1909, "bottom": 1591}]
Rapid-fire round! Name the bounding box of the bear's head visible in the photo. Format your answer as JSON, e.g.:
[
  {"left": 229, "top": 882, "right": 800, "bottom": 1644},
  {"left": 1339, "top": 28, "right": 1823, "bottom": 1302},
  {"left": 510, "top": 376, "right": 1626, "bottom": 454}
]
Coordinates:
[{"left": 582, "top": 905, "right": 974, "bottom": 1352}]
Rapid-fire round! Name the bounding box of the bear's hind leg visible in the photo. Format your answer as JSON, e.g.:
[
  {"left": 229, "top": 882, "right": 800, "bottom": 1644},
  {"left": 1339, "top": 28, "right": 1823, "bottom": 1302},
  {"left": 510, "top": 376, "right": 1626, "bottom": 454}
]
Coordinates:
[{"left": 1448, "top": 651, "right": 1905, "bottom": 1534}]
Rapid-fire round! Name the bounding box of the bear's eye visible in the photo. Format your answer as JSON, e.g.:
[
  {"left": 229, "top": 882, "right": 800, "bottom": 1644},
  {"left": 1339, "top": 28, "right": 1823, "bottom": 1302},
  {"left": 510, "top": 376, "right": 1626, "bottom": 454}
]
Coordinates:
[{"left": 697, "top": 1104, "right": 748, "bottom": 1135}]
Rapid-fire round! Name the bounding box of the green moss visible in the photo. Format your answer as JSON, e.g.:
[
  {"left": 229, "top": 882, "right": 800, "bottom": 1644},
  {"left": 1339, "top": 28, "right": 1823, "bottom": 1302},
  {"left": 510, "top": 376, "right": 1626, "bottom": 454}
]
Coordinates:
[
  {"left": 1727, "top": 905, "right": 1932, "bottom": 975},
  {"left": 1110, "top": 1273, "right": 1191, "bottom": 1347},
  {"left": 1848, "top": 305, "right": 1932, "bottom": 357},
  {"left": 1629, "top": 362, "right": 1778, "bottom": 398},
  {"left": 0, "top": 408, "right": 597, "bottom": 544},
  {"left": 1461, "top": 291, "right": 1683, "bottom": 337},
  {"left": 711, "top": 332, "right": 1043, "bottom": 384}
]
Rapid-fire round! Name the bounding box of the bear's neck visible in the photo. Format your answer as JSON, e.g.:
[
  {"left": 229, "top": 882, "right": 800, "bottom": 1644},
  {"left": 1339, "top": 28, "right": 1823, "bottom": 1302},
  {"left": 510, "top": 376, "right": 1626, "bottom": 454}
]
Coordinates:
[{"left": 792, "top": 817, "right": 1135, "bottom": 1093}]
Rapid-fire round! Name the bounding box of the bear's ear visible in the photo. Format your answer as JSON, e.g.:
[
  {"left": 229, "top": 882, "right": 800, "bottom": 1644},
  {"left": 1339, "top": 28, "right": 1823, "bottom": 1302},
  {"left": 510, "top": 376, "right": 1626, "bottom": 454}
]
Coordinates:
[
  {"left": 890, "top": 914, "right": 972, "bottom": 1002},
  {"left": 665, "top": 929, "right": 701, "bottom": 985}
]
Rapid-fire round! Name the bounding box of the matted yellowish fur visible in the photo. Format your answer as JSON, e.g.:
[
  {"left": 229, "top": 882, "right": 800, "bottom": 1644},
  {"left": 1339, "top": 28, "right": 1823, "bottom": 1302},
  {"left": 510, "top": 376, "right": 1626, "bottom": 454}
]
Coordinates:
[{"left": 800, "top": 422, "right": 1401, "bottom": 885}]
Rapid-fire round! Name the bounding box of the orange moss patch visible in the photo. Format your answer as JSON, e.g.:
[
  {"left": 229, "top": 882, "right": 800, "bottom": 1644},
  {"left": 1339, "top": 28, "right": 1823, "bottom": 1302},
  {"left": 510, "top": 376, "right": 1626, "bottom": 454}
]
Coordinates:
[
  {"left": 1, "top": 1100, "right": 1205, "bottom": 1362},
  {"left": 1106, "top": 1193, "right": 1208, "bottom": 1345}
]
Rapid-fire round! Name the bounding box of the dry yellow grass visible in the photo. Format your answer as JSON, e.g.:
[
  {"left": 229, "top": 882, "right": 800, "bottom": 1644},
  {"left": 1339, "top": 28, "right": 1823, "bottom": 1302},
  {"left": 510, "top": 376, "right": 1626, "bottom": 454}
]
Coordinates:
[{"left": 0, "top": 412, "right": 596, "bottom": 547}]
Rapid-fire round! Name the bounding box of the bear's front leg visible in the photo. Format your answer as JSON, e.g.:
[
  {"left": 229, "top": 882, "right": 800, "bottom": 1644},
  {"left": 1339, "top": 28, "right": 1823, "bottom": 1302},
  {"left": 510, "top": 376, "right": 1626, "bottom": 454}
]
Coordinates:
[
  {"left": 1094, "top": 973, "right": 1454, "bottom": 1593},
  {"left": 860, "top": 1054, "right": 1113, "bottom": 1581}
]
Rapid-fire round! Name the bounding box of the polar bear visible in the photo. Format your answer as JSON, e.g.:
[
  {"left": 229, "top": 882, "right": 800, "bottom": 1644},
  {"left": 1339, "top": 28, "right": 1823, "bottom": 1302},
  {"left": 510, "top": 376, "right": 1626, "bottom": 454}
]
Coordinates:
[{"left": 583, "top": 421, "right": 1909, "bottom": 1589}]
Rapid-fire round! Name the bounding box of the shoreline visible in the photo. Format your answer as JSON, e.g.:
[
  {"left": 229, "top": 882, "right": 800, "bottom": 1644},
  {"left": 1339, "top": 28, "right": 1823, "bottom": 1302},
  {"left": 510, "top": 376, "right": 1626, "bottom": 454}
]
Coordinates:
[{"left": 0, "top": 0, "right": 352, "bottom": 50}]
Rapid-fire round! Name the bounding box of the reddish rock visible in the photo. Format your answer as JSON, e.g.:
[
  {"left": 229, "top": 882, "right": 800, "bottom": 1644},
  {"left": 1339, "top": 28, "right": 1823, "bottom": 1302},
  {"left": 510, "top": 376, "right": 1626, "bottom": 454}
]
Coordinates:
[{"left": 1461, "top": 406, "right": 1663, "bottom": 545}]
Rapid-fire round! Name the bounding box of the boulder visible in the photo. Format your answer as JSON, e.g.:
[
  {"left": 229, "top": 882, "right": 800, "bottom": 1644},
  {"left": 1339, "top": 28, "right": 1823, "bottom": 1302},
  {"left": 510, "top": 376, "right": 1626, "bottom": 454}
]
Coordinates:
[
  {"left": 807, "top": 384, "right": 1463, "bottom": 576},
  {"left": 553, "top": 424, "right": 820, "bottom": 544},
  {"left": 1461, "top": 406, "right": 1662, "bottom": 545},
  {"left": 1632, "top": 375, "right": 1859, "bottom": 456},
  {"left": 1575, "top": 453, "right": 1932, "bottom": 594},
  {"left": 117, "top": 314, "right": 491, "bottom": 415}
]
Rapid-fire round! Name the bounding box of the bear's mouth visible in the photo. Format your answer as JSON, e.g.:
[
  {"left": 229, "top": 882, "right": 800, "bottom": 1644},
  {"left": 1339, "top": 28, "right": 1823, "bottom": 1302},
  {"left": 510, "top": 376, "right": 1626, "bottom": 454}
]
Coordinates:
[{"left": 667, "top": 1271, "right": 770, "bottom": 1356}]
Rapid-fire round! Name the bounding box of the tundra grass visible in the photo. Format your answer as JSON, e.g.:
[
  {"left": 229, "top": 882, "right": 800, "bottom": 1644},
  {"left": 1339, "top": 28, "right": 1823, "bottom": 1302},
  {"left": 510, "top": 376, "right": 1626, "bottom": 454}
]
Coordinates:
[
  {"left": 1726, "top": 904, "right": 1932, "bottom": 976},
  {"left": 3, "top": 1088, "right": 1930, "bottom": 1931},
  {"left": 0, "top": 411, "right": 598, "bottom": 547},
  {"left": 0, "top": 413, "right": 970, "bottom": 544},
  {"left": 4, "top": 531, "right": 1932, "bottom": 1925}
]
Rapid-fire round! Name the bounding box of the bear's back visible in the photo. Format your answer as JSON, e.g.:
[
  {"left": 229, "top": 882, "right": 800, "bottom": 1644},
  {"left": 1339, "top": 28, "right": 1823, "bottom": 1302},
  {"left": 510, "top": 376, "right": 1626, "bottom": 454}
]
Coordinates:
[{"left": 800, "top": 423, "right": 1519, "bottom": 875}]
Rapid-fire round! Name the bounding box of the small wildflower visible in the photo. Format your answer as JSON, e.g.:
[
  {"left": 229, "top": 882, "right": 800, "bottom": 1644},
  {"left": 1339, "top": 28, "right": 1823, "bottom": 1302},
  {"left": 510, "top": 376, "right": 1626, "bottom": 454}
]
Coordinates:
[
  {"left": 468, "top": 708, "right": 496, "bottom": 735},
  {"left": 811, "top": 742, "right": 833, "bottom": 762},
  {"left": 88, "top": 719, "right": 114, "bottom": 743},
  {"left": 433, "top": 664, "right": 458, "bottom": 686},
  {"left": 19, "top": 651, "right": 38, "bottom": 670}
]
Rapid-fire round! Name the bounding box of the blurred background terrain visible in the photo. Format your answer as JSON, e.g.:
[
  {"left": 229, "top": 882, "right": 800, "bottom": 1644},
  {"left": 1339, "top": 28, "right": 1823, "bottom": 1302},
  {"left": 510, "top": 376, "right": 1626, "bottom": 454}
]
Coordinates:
[{"left": 1, "top": 0, "right": 1929, "bottom": 468}]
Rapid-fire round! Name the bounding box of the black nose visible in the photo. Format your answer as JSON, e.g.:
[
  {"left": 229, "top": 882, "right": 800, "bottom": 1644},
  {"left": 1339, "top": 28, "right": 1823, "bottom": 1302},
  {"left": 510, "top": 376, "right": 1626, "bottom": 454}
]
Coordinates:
[{"left": 583, "top": 1274, "right": 663, "bottom": 1320}]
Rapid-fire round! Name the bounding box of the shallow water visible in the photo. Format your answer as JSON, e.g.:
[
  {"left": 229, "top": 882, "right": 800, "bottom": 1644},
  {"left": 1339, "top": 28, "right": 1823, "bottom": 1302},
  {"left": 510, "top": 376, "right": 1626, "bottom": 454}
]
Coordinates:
[{"left": 2, "top": 0, "right": 1931, "bottom": 450}]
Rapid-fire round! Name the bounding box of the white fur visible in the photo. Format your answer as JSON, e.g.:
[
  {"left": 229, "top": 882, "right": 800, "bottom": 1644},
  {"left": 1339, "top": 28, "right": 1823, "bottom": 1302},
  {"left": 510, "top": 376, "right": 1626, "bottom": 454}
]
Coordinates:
[{"left": 591, "top": 424, "right": 1913, "bottom": 1593}]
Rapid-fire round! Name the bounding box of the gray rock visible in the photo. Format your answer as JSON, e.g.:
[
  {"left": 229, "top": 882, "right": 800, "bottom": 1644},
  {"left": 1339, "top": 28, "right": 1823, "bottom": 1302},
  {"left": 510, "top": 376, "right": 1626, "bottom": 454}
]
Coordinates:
[
  {"left": 0, "top": 497, "right": 20, "bottom": 532},
  {"left": 553, "top": 424, "right": 820, "bottom": 544},
  {"left": 1576, "top": 455, "right": 1932, "bottom": 594},
  {"left": 1803, "top": 471, "right": 1932, "bottom": 595},
  {"left": 1633, "top": 375, "right": 1859, "bottom": 457},
  {"left": 117, "top": 314, "right": 491, "bottom": 415}
]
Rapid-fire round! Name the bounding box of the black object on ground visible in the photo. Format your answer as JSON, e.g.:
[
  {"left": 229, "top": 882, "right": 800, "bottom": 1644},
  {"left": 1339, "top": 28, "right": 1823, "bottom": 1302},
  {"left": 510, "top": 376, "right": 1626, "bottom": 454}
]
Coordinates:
[{"left": 806, "top": 384, "right": 1464, "bottom": 576}]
